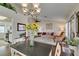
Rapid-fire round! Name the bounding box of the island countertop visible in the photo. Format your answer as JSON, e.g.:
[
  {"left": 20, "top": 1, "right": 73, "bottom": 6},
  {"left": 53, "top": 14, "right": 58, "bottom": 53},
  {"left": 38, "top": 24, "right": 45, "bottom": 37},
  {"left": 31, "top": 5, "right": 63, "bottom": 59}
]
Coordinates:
[{"left": 10, "top": 41, "right": 53, "bottom": 56}]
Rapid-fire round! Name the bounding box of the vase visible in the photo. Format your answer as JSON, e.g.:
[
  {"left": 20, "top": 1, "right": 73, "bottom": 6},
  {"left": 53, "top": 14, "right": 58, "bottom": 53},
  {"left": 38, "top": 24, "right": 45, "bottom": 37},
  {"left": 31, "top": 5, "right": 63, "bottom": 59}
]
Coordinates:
[
  {"left": 29, "top": 35, "right": 34, "bottom": 46},
  {"left": 28, "top": 30, "right": 35, "bottom": 47}
]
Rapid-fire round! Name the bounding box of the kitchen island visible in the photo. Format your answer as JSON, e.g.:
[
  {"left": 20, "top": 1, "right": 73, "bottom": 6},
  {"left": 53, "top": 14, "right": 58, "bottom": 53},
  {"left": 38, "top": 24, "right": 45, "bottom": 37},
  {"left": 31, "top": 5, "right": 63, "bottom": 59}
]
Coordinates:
[{"left": 10, "top": 41, "right": 53, "bottom": 56}]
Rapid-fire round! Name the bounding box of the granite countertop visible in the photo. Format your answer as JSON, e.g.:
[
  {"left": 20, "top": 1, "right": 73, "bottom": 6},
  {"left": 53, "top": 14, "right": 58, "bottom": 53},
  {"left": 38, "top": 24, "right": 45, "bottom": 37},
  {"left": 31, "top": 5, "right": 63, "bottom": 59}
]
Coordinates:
[{"left": 11, "top": 42, "right": 53, "bottom": 56}]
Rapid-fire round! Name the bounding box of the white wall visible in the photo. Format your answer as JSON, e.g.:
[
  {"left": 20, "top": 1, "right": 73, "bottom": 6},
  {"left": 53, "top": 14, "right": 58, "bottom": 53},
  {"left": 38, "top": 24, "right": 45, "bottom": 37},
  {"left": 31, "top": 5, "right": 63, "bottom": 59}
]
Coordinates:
[
  {"left": 12, "top": 13, "right": 28, "bottom": 40},
  {"left": 0, "top": 22, "right": 4, "bottom": 39},
  {"left": 39, "top": 20, "right": 65, "bottom": 33}
]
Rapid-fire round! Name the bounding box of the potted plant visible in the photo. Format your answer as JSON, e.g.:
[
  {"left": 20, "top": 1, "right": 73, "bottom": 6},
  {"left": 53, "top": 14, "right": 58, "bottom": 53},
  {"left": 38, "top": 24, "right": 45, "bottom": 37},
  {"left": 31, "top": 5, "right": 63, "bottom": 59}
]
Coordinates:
[
  {"left": 65, "top": 38, "right": 79, "bottom": 51},
  {"left": 65, "top": 38, "right": 79, "bottom": 55},
  {"left": 65, "top": 38, "right": 79, "bottom": 46}
]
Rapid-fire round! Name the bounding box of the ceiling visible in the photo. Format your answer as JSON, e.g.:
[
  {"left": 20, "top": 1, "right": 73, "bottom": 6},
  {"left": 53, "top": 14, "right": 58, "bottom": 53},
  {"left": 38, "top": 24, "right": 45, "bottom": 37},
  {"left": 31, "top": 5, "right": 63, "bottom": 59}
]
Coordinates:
[{"left": 12, "top": 3, "right": 79, "bottom": 22}]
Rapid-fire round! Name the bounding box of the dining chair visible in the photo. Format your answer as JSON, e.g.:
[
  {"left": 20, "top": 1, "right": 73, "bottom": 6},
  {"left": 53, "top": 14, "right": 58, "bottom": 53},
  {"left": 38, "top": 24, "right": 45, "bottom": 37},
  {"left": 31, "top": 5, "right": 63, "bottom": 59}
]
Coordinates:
[
  {"left": 55, "top": 32, "right": 65, "bottom": 42},
  {"left": 61, "top": 42, "right": 74, "bottom": 56},
  {"left": 49, "top": 42, "right": 62, "bottom": 56},
  {"left": 54, "top": 42, "right": 62, "bottom": 56},
  {"left": 42, "top": 32, "right": 46, "bottom": 35}
]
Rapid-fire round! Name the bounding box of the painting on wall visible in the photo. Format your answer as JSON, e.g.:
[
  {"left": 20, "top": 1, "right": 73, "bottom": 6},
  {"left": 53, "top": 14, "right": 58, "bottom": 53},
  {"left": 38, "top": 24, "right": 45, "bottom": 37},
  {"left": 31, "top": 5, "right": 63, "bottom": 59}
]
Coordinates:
[{"left": 46, "top": 23, "right": 52, "bottom": 30}]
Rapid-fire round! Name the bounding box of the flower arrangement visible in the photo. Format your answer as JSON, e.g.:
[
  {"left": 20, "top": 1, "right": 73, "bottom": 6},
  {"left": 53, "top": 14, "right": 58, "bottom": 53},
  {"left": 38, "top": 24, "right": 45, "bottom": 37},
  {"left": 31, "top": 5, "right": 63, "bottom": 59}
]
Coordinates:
[
  {"left": 26, "top": 23, "right": 39, "bottom": 47},
  {"left": 26, "top": 23, "right": 39, "bottom": 31}
]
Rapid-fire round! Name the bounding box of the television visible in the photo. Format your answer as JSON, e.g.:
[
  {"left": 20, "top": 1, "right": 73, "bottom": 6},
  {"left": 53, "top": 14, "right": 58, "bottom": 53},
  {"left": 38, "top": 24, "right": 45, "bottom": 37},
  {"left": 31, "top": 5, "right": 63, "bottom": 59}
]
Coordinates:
[{"left": 17, "top": 23, "right": 25, "bottom": 31}]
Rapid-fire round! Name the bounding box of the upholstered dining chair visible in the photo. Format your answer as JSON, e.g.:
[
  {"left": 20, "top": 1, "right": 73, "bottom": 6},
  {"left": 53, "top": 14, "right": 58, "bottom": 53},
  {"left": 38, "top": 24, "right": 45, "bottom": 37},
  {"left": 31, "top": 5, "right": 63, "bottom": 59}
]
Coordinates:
[
  {"left": 49, "top": 42, "right": 74, "bottom": 56},
  {"left": 54, "top": 42, "right": 62, "bottom": 56},
  {"left": 55, "top": 32, "right": 65, "bottom": 42},
  {"left": 51, "top": 32, "right": 54, "bottom": 36},
  {"left": 37, "top": 32, "right": 42, "bottom": 37},
  {"left": 49, "top": 42, "right": 62, "bottom": 56},
  {"left": 61, "top": 42, "right": 74, "bottom": 56},
  {"left": 42, "top": 32, "right": 46, "bottom": 35}
]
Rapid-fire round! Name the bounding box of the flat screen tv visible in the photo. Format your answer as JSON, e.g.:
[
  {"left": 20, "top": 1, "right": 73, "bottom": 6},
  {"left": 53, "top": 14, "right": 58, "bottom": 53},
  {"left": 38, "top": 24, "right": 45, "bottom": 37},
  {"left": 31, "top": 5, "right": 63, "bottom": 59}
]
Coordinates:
[{"left": 17, "top": 23, "right": 25, "bottom": 31}]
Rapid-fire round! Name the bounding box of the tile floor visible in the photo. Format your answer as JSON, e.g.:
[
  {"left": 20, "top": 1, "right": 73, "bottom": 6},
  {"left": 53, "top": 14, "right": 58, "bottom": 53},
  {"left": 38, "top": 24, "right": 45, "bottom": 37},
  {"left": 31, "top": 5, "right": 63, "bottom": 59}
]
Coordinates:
[{"left": 0, "top": 39, "right": 11, "bottom": 56}]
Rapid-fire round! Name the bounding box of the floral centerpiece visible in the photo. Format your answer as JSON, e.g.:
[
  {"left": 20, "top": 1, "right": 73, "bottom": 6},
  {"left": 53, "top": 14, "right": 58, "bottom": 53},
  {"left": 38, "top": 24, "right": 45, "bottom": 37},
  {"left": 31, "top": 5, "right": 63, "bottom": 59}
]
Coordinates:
[
  {"left": 26, "top": 23, "right": 39, "bottom": 46},
  {"left": 26, "top": 23, "right": 39, "bottom": 31}
]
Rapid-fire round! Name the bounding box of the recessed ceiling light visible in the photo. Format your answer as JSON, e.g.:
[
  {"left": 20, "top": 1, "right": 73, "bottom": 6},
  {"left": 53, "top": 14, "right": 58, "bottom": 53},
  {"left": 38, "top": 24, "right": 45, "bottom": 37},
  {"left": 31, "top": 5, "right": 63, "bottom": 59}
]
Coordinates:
[
  {"left": 22, "top": 3, "right": 27, "bottom": 7},
  {"left": 0, "top": 16, "right": 7, "bottom": 20},
  {"left": 33, "top": 3, "right": 39, "bottom": 8}
]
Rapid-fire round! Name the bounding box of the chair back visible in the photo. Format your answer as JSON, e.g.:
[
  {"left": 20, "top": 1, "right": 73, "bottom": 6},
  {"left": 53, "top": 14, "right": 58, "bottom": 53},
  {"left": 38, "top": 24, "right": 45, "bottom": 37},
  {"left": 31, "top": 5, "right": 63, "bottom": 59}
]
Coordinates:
[
  {"left": 49, "top": 42, "right": 62, "bottom": 56},
  {"left": 54, "top": 42, "right": 62, "bottom": 56}
]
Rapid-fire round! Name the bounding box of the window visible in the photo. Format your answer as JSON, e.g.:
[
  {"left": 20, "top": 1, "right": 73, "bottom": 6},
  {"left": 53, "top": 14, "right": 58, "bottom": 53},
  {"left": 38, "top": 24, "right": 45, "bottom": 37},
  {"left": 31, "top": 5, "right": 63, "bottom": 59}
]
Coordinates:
[{"left": 0, "top": 25, "right": 4, "bottom": 33}]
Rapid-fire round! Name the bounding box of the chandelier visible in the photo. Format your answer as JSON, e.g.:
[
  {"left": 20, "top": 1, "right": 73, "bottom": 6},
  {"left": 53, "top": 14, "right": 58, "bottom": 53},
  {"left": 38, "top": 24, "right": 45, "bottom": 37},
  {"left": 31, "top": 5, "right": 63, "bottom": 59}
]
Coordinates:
[{"left": 21, "top": 3, "right": 41, "bottom": 17}]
